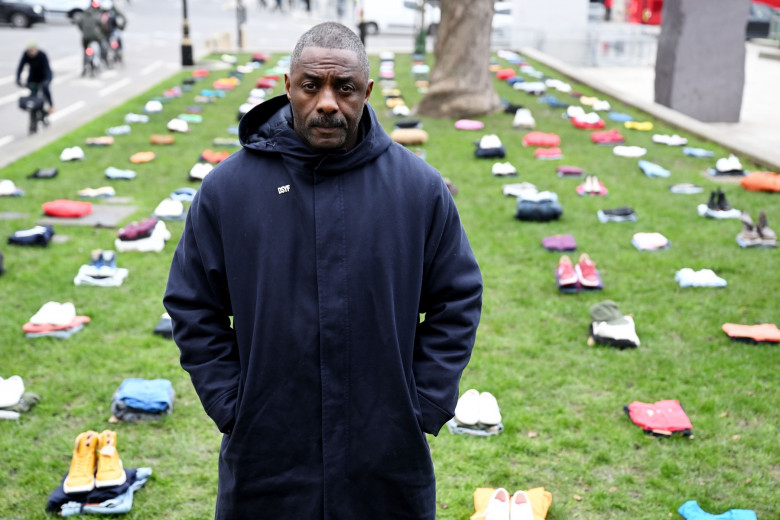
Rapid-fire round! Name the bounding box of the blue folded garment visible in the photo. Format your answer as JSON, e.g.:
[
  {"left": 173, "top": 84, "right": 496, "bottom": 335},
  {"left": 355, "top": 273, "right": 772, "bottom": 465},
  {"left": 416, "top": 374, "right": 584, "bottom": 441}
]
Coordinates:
[
  {"left": 608, "top": 112, "right": 633, "bottom": 122},
  {"left": 114, "top": 378, "right": 174, "bottom": 413},
  {"left": 638, "top": 159, "right": 671, "bottom": 178},
  {"left": 506, "top": 76, "right": 525, "bottom": 86},
  {"left": 683, "top": 147, "right": 715, "bottom": 158}
]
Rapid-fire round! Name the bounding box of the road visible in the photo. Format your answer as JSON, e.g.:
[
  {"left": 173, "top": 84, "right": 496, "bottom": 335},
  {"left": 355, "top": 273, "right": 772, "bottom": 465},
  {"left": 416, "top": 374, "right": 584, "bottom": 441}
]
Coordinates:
[{"left": 0, "top": 0, "right": 416, "bottom": 168}]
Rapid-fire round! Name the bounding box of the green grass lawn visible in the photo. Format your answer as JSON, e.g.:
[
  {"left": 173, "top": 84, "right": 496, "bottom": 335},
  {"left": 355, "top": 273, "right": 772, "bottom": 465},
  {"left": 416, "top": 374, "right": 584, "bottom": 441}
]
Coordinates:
[{"left": 0, "top": 51, "right": 777, "bottom": 519}]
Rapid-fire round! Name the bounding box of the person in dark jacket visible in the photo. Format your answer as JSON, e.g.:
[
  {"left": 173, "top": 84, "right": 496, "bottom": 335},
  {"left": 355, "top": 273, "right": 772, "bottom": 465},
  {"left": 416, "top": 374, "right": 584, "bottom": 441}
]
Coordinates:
[
  {"left": 16, "top": 42, "right": 53, "bottom": 113},
  {"left": 78, "top": 1, "right": 106, "bottom": 73},
  {"left": 164, "top": 22, "right": 482, "bottom": 519}
]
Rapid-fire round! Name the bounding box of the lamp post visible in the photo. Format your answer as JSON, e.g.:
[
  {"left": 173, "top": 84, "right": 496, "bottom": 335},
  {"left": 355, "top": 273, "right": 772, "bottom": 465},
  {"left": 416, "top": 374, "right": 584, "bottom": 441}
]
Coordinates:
[
  {"left": 181, "top": 0, "right": 194, "bottom": 66},
  {"left": 236, "top": 0, "right": 247, "bottom": 50}
]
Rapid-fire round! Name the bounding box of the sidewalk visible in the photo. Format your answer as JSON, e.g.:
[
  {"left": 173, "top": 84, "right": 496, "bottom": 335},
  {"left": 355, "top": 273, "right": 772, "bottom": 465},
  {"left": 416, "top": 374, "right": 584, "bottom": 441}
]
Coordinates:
[{"left": 524, "top": 41, "right": 780, "bottom": 171}]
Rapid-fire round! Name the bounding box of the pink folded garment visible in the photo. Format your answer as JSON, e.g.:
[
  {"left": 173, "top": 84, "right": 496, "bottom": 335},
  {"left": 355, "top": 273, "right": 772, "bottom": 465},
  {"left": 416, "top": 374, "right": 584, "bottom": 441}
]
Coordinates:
[{"left": 454, "top": 119, "right": 484, "bottom": 130}]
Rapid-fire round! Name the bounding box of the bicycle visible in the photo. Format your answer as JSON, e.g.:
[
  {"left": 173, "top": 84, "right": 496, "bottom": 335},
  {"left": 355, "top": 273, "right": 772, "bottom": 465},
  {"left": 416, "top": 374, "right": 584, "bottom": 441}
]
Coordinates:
[
  {"left": 18, "top": 82, "right": 49, "bottom": 135},
  {"left": 83, "top": 40, "right": 102, "bottom": 77},
  {"left": 107, "top": 30, "right": 123, "bottom": 67}
]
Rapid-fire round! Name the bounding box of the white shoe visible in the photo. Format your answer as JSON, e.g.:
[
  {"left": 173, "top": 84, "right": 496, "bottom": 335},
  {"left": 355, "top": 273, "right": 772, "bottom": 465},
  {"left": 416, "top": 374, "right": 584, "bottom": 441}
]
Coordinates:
[
  {"left": 189, "top": 163, "right": 213, "bottom": 180},
  {"left": 249, "top": 88, "right": 268, "bottom": 99},
  {"left": 392, "top": 105, "right": 411, "bottom": 116},
  {"left": 510, "top": 490, "right": 534, "bottom": 520},
  {"left": 124, "top": 113, "right": 149, "bottom": 124},
  {"left": 29, "top": 301, "right": 76, "bottom": 326},
  {"left": 144, "top": 100, "right": 163, "bottom": 113},
  {"left": 566, "top": 106, "right": 585, "bottom": 119},
  {"left": 167, "top": 118, "right": 189, "bottom": 133},
  {"left": 478, "top": 391, "right": 502, "bottom": 426},
  {"left": 154, "top": 198, "right": 185, "bottom": 218},
  {"left": 454, "top": 389, "right": 480, "bottom": 426},
  {"left": 0, "top": 375, "right": 25, "bottom": 408},
  {"left": 492, "top": 162, "right": 517, "bottom": 176},
  {"left": 479, "top": 134, "right": 502, "bottom": 149},
  {"left": 512, "top": 108, "right": 536, "bottom": 129},
  {"left": 485, "top": 488, "right": 511, "bottom": 520},
  {"left": 613, "top": 145, "right": 647, "bottom": 158},
  {"left": 716, "top": 154, "right": 742, "bottom": 173},
  {"left": 592, "top": 99, "right": 610, "bottom": 111}
]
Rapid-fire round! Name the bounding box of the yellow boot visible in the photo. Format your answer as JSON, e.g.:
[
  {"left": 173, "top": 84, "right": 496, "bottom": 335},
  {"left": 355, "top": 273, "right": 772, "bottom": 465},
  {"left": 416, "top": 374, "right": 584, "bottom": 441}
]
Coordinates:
[
  {"left": 63, "top": 431, "right": 98, "bottom": 494},
  {"left": 95, "top": 430, "right": 127, "bottom": 488}
]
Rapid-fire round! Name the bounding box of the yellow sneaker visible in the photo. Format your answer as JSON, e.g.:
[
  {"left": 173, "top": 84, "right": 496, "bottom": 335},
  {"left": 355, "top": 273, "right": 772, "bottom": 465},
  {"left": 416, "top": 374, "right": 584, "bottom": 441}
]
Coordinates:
[
  {"left": 95, "top": 430, "right": 127, "bottom": 488},
  {"left": 63, "top": 431, "right": 98, "bottom": 494}
]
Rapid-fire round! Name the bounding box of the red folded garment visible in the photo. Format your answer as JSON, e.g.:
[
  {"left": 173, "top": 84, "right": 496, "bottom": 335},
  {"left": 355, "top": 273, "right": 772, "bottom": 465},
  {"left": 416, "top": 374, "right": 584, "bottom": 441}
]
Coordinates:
[
  {"left": 591, "top": 129, "right": 625, "bottom": 144},
  {"left": 535, "top": 147, "right": 562, "bottom": 159},
  {"left": 256, "top": 79, "right": 275, "bottom": 89},
  {"left": 42, "top": 199, "right": 93, "bottom": 218},
  {"left": 523, "top": 131, "right": 561, "bottom": 147},
  {"left": 496, "top": 68, "right": 515, "bottom": 80},
  {"left": 23, "top": 315, "right": 91, "bottom": 333},
  {"left": 571, "top": 118, "right": 605, "bottom": 130},
  {"left": 625, "top": 400, "right": 692, "bottom": 436}
]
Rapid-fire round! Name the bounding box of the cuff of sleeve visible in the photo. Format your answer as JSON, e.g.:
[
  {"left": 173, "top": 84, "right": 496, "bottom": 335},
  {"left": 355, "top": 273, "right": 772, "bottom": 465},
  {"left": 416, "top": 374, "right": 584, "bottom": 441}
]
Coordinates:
[
  {"left": 205, "top": 389, "right": 237, "bottom": 434},
  {"left": 418, "top": 392, "right": 452, "bottom": 436}
]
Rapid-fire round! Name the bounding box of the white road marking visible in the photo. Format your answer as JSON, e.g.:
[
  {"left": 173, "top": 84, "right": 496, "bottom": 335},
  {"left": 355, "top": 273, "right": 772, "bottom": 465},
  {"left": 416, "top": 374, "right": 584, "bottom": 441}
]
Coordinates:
[
  {"left": 99, "top": 77, "right": 133, "bottom": 97},
  {"left": 0, "top": 135, "right": 14, "bottom": 148},
  {"left": 140, "top": 61, "right": 164, "bottom": 76},
  {"left": 0, "top": 91, "right": 22, "bottom": 108},
  {"left": 49, "top": 100, "right": 86, "bottom": 122}
]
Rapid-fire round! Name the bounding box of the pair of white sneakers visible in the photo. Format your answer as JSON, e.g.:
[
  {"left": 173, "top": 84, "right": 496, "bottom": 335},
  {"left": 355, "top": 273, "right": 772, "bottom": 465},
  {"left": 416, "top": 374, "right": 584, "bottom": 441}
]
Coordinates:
[
  {"left": 582, "top": 176, "right": 602, "bottom": 194},
  {"left": 60, "top": 146, "right": 85, "bottom": 162},
  {"left": 29, "top": 301, "right": 76, "bottom": 326},
  {"left": 485, "top": 488, "right": 534, "bottom": 520},
  {"left": 715, "top": 154, "right": 743, "bottom": 173},
  {"left": 492, "top": 162, "right": 517, "bottom": 176},
  {"left": 167, "top": 118, "right": 189, "bottom": 133},
  {"left": 454, "top": 389, "right": 501, "bottom": 427}
]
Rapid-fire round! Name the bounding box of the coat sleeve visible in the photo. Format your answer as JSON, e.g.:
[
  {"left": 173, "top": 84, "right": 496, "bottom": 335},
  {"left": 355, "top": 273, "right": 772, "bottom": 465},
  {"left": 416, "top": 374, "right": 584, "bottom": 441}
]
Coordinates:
[
  {"left": 163, "top": 188, "right": 239, "bottom": 434},
  {"left": 414, "top": 179, "right": 483, "bottom": 435}
]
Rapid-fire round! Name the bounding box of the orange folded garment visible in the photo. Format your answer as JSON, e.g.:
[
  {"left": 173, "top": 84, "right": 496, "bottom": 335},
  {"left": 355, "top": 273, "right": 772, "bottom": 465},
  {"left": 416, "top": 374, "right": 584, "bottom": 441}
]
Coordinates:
[
  {"left": 23, "top": 315, "right": 92, "bottom": 333},
  {"left": 740, "top": 171, "right": 780, "bottom": 192},
  {"left": 130, "top": 151, "right": 156, "bottom": 164},
  {"left": 722, "top": 323, "right": 780, "bottom": 343},
  {"left": 471, "top": 487, "right": 552, "bottom": 520}
]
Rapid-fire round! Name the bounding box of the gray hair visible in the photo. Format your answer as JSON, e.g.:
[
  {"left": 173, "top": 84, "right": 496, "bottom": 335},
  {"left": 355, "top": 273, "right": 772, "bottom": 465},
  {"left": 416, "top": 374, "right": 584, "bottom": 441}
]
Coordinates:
[{"left": 290, "top": 22, "right": 369, "bottom": 79}]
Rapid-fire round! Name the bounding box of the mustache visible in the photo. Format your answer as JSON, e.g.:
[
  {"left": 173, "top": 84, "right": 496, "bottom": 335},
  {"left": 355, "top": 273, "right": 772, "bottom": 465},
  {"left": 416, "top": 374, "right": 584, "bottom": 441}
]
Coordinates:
[{"left": 308, "top": 115, "right": 346, "bottom": 128}]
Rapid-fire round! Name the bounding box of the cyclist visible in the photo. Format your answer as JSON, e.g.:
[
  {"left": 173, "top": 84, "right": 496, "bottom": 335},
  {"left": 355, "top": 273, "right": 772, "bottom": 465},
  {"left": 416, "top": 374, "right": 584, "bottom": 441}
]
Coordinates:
[
  {"left": 15, "top": 41, "right": 54, "bottom": 114},
  {"left": 99, "top": 0, "right": 127, "bottom": 55},
  {"left": 78, "top": 1, "right": 106, "bottom": 74}
]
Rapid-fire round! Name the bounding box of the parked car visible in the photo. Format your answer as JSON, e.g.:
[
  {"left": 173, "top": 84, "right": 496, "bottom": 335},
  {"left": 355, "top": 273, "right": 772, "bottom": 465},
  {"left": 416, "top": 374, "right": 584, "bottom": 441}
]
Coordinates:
[
  {"left": 746, "top": 1, "right": 779, "bottom": 39},
  {"left": 0, "top": 0, "right": 45, "bottom": 27},
  {"left": 356, "top": 0, "right": 440, "bottom": 36},
  {"left": 19, "top": 0, "right": 86, "bottom": 21}
]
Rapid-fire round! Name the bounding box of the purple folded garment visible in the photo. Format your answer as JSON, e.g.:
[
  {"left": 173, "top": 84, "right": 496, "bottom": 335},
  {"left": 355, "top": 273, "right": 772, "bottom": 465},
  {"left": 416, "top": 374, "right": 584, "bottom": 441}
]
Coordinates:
[{"left": 542, "top": 234, "right": 577, "bottom": 251}]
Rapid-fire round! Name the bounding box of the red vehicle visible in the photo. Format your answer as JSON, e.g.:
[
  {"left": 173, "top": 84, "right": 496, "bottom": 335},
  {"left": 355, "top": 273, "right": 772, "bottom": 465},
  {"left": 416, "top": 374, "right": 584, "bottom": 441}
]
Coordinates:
[
  {"left": 627, "top": 0, "right": 663, "bottom": 25},
  {"left": 628, "top": 0, "right": 779, "bottom": 26}
]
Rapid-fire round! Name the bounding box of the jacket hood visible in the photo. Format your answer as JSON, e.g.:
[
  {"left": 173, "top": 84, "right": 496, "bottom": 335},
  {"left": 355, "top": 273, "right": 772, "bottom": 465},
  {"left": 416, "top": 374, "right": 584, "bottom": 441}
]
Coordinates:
[{"left": 238, "top": 94, "right": 392, "bottom": 174}]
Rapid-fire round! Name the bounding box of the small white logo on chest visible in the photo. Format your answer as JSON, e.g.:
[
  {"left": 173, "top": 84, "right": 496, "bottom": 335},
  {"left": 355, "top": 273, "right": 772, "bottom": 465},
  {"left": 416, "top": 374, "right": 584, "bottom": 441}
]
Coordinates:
[{"left": 277, "top": 185, "right": 291, "bottom": 194}]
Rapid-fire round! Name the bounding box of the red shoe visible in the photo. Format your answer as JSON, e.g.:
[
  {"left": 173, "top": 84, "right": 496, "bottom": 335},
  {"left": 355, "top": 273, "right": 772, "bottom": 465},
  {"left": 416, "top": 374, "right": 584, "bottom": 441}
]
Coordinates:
[
  {"left": 535, "top": 147, "right": 562, "bottom": 160},
  {"left": 576, "top": 253, "right": 600, "bottom": 287},
  {"left": 557, "top": 255, "right": 578, "bottom": 286}
]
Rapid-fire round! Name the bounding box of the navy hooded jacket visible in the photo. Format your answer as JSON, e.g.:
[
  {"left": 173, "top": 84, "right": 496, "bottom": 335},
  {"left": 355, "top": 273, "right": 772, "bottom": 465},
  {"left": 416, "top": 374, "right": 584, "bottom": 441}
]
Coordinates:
[{"left": 164, "top": 94, "right": 482, "bottom": 519}]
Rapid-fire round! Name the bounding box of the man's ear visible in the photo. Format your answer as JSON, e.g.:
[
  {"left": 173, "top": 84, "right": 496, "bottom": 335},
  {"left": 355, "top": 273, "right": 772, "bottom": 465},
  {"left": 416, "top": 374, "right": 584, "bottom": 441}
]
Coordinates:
[
  {"left": 284, "top": 73, "right": 291, "bottom": 100},
  {"left": 364, "top": 79, "right": 374, "bottom": 102}
]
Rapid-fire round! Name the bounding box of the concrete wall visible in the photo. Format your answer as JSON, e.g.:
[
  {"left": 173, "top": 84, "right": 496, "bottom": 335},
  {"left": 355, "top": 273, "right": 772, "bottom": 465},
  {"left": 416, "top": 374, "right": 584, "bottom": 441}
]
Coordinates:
[
  {"left": 654, "top": 0, "right": 751, "bottom": 122},
  {"left": 509, "top": 0, "right": 590, "bottom": 65}
]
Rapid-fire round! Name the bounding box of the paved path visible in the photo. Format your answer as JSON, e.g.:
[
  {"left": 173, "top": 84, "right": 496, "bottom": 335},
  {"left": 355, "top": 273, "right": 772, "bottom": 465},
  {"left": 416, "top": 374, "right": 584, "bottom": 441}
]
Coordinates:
[{"left": 535, "top": 40, "right": 780, "bottom": 171}]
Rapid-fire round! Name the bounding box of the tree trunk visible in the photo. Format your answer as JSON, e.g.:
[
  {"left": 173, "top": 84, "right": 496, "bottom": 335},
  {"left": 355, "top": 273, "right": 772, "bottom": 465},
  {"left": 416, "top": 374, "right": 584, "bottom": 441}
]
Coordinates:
[{"left": 416, "top": 0, "right": 502, "bottom": 118}]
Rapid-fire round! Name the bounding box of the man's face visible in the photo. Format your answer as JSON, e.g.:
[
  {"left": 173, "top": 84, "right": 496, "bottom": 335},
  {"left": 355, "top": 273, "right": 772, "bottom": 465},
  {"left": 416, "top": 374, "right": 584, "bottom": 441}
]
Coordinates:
[
  {"left": 285, "top": 47, "right": 373, "bottom": 152},
  {"left": 27, "top": 47, "right": 38, "bottom": 57}
]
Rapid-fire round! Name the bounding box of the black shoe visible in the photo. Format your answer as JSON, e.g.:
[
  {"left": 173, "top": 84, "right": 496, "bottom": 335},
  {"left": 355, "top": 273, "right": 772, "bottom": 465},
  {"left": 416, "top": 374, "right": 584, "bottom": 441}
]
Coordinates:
[
  {"left": 707, "top": 190, "right": 718, "bottom": 210},
  {"left": 717, "top": 189, "right": 731, "bottom": 211}
]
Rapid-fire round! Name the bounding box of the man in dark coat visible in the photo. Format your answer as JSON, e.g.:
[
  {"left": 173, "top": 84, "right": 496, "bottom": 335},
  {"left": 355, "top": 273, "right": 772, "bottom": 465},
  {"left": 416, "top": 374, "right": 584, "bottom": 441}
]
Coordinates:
[
  {"left": 164, "top": 22, "right": 482, "bottom": 519},
  {"left": 16, "top": 42, "right": 53, "bottom": 112}
]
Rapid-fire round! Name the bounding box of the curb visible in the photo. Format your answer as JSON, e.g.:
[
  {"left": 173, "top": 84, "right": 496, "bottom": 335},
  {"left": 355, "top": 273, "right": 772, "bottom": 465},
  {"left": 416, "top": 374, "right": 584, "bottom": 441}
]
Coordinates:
[{"left": 520, "top": 46, "right": 780, "bottom": 172}]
